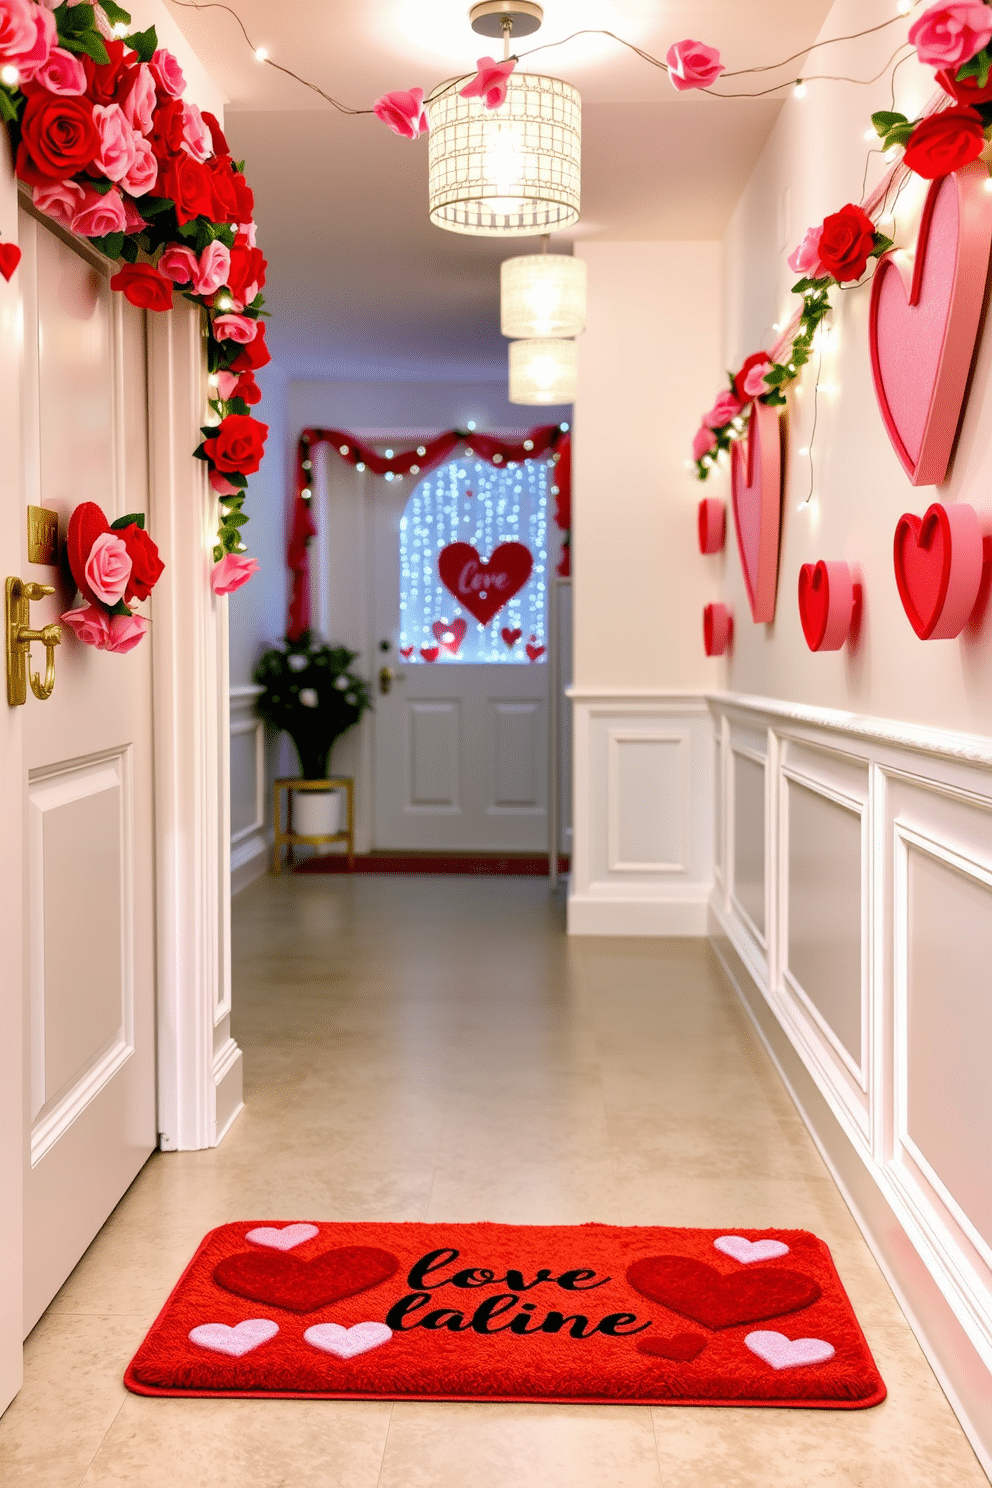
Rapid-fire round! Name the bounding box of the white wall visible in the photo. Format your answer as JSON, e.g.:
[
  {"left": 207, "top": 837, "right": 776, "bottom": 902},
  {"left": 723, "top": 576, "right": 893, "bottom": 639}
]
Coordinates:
[{"left": 289, "top": 378, "right": 571, "bottom": 438}]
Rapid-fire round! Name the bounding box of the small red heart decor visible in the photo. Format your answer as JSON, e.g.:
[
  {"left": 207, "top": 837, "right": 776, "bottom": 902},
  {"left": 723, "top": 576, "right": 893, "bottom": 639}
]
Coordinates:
[
  {"left": 798, "top": 561, "right": 860, "bottom": 652},
  {"left": 0, "top": 242, "right": 22, "bottom": 282},
  {"left": 626, "top": 1255, "right": 820, "bottom": 1330},
  {"left": 438, "top": 542, "right": 532, "bottom": 625},
  {"left": 213, "top": 1245, "right": 399, "bottom": 1314},
  {"left": 703, "top": 603, "right": 733, "bottom": 657},
  {"left": 869, "top": 162, "right": 992, "bottom": 487},
  {"left": 698, "top": 498, "right": 726, "bottom": 555},
  {"left": 67, "top": 501, "right": 111, "bottom": 604},
  {"left": 433, "top": 617, "right": 467, "bottom": 654},
  {"left": 893, "top": 501, "right": 984, "bottom": 639},
  {"left": 501, "top": 626, "right": 522, "bottom": 648},
  {"left": 637, "top": 1333, "right": 708, "bottom": 1363},
  {"left": 399, "top": 646, "right": 414, "bottom": 659},
  {"left": 730, "top": 401, "right": 783, "bottom": 623},
  {"left": 526, "top": 642, "right": 546, "bottom": 662},
  {"left": 420, "top": 645, "right": 439, "bottom": 663}
]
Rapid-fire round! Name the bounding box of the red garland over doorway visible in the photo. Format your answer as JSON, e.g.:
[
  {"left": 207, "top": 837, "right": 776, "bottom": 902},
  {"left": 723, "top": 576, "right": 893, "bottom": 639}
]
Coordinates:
[{"left": 286, "top": 424, "right": 572, "bottom": 640}]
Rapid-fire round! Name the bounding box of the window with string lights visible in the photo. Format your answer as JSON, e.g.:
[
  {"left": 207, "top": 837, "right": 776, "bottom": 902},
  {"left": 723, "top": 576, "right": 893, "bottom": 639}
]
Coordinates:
[{"left": 399, "top": 455, "right": 551, "bottom": 664}]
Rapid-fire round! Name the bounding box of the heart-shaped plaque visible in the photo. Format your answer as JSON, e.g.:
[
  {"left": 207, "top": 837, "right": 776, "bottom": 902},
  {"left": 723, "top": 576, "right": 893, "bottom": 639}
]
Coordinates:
[
  {"left": 0, "top": 242, "right": 22, "bottom": 283},
  {"left": 730, "top": 401, "right": 783, "bottom": 623},
  {"left": 213, "top": 1245, "right": 399, "bottom": 1314},
  {"left": 893, "top": 502, "right": 984, "bottom": 639},
  {"left": 797, "top": 561, "right": 859, "bottom": 652},
  {"left": 626, "top": 1255, "right": 820, "bottom": 1330},
  {"left": 438, "top": 542, "right": 532, "bottom": 626}
]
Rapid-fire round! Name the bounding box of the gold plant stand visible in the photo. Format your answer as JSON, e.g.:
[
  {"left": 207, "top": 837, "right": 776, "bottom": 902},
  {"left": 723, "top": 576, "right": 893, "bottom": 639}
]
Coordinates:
[{"left": 272, "top": 776, "right": 355, "bottom": 875}]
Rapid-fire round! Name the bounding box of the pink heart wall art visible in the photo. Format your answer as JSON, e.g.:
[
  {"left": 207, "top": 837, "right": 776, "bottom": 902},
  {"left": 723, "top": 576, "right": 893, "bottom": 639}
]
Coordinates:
[
  {"left": 869, "top": 161, "right": 992, "bottom": 488},
  {"left": 797, "top": 562, "right": 861, "bottom": 653},
  {"left": 893, "top": 501, "right": 985, "bottom": 640},
  {"left": 730, "top": 401, "right": 783, "bottom": 623}
]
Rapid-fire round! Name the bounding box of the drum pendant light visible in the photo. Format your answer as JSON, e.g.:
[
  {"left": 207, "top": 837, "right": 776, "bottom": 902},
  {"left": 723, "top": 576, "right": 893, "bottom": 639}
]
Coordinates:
[
  {"left": 501, "top": 252, "right": 586, "bottom": 337},
  {"left": 508, "top": 337, "right": 578, "bottom": 405}
]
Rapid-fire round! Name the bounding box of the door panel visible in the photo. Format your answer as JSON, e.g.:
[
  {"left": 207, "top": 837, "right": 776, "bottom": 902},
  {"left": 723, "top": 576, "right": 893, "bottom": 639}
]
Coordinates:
[
  {"left": 408, "top": 701, "right": 460, "bottom": 808},
  {"left": 491, "top": 701, "right": 541, "bottom": 808},
  {"left": 19, "top": 206, "right": 156, "bottom": 1332}
]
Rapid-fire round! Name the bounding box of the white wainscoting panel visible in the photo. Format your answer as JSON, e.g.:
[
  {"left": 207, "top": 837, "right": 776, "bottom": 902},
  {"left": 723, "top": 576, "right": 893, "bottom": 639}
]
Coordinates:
[
  {"left": 568, "top": 692, "right": 713, "bottom": 935},
  {"left": 230, "top": 685, "right": 268, "bottom": 895},
  {"left": 708, "top": 691, "right": 992, "bottom": 1476}
]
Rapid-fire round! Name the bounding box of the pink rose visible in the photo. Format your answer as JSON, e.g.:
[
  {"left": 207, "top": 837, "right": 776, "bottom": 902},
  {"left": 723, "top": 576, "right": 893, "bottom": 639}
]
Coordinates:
[
  {"left": 787, "top": 224, "right": 827, "bottom": 278},
  {"left": 180, "top": 102, "right": 211, "bottom": 162},
  {"left": 212, "top": 312, "right": 257, "bottom": 343},
  {"left": 121, "top": 63, "right": 156, "bottom": 135},
  {"left": 208, "top": 469, "right": 241, "bottom": 496},
  {"left": 84, "top": 531, "right": 132, "bottom": 605},
  {"left": 32, "top": 177, "right": 85, "bottom": 230},
  {"left": 149, "top": 47, "right": 185, "bottom": 98},
  {"left": 194, "top": 239, "right": 230, "bottom": 296},
  {"left": 665, "top": 38, "right": 724, "bottom": 92},
  {"left": 60, "top": 604, "right": 110, "bottom": 649},
  {"left": 460, "top": 55, "right": 515, "bottom": 109},
  {"left": 703, "top": 389, "right": 743, "bottom": 430},
  {"left": 121, "top": 196, "right": 146, "bottom": 233},
  {"left": 742, "top": 359, "right": 773, "bottom": 398},
  {"left": 122, "top": 134, "right": 157, "bottom": 196},
  {"left": 71, "top": 184, "right": 127, "bottom": 238},
  {"left": 0, "top": 0, "right": 55, "bottom": 80},
  {"left": 238, "top": 221, "right": 257, "bottom": 248},
  {"left": 373, "top": 87, "right": 428, "bottom": 139},
  {"left": 158, "top": 242, "right": 199, "bottom": 285},
  {"left": 91, "top": 103, "right": 137, "bottom": 183},
  {"left": 211, "top": 553, "right": 259, "bottom": 594},
  {"left": 215, "top": 370, "right": 239, "bottom": 399},
  {"left": 32, "top": 45, "right": 86, "bottom": 94},
  {"left": 692, "top": 426, "right": 718, "bottom": 461},
  {"left": 105, "top": 613, "right": 149, "bottom": 654},
  {"left": 909, "top": 2, "right": 992, "bottom": 68}
]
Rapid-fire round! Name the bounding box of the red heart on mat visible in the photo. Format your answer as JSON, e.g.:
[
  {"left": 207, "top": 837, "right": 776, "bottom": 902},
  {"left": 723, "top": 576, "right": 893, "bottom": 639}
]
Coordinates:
[
  {"left": 66, "top": 501, "right": 112, "bottom": 604},
  {"left": 0, "top": 242, "right": 22, "bottom": 282},
  {"left": 637, "top": 1333, "right": 707, "bottom": 1362},
  {"left": 626, "top": 1256, "right": 820, "bottom": 1330},
  {"left": 213, "top": 1245, "right": 399, "bottom": 1314},
  {"left": 438, "top": 542, "right": 532, "bottom": 625}
]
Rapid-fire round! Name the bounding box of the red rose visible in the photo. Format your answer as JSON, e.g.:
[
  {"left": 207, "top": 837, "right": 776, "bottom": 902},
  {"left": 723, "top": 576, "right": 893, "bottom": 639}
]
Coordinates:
[
  {"left": 234, "top": 372, "right": 261, "bottom": 405},
  {"left": 206, "top": 155, "right": 239, "bottom": 219},
  {"left": 202, "top": 110, "right": 230, "bottom": 158},
  {"left": 83, "top": 41, "right": 135, "bottom": 105},
  {"left": 118, "top": 522, "right": 165, "bottom": 603},
  {"left": 161, "top": 153, "right": 214, "bottom": 225},
  {"left": 149, "top": 98, "right": 186, "bottom": 164},
  {"left": 110, "top": 263, "right": 175, "bottom": 313},
  {"left": 816, "top": 202, "right": 876, "bottom": 283},
  {"left": 936, "top": 67, "right": 992, "bottom": 105},
  {"left": 15, "top": 94, "right": 99, "bottom": 184},
  {"left": 230, "top": 168, "right": 254, "bottom": 221},
  {"left": 902, "top": 105, "right": 987, "bottom": 180},
  {"left": 230, "top": 321, "right": 271, "bottom": 371},
  {"left": 733, "top": 351, "right": 772, "bottom": 401},
  {"left": 202, "top": 413, "right": 269, "bottom": 474},
  {"left": 227, "top": 242, "right": 266, "bottom": 302}
]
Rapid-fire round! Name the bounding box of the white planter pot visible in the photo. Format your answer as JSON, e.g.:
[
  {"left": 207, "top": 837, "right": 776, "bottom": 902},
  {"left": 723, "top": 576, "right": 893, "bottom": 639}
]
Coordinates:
[{"left": 293, "top": 788, "right": 343, "bottom": 853}]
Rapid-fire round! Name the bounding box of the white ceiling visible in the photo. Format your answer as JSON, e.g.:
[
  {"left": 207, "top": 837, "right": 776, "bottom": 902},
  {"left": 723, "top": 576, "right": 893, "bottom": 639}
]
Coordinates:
[{"left": 164, "top": 0, "right": 834, "bottom": 378}]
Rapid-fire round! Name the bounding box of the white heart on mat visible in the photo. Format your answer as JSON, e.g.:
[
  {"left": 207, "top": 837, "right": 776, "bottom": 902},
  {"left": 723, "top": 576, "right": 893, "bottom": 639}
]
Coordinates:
[
  {"left": 745, "top": 1330, "right": 835, "bottom": 1370},
  {"left": 189, "top": 1319, "right": 279, "bottom": 1357},
  {"left": 714, "top": 1235, "right": 790, "bottom": 1264},
  {"left": 304, "top": 1322, "right": 392, "bottom": 1359},
  {"left": 245, "top": 1223, "right": 320, "bottom": 1251}
]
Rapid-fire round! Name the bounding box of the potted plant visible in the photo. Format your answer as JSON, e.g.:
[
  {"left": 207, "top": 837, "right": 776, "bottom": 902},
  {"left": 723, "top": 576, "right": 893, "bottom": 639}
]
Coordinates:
[{"left": 253, "top": 633, "right": 373, "bottom": 843}]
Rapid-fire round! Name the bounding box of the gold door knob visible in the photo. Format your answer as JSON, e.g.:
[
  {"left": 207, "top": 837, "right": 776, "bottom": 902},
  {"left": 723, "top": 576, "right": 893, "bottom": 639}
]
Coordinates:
[
  {"left": 379, "top": 665, "right": 394, "bottom": 695},
  {"left": 6, "top": 578, "right": 61, "bottom": 706}
]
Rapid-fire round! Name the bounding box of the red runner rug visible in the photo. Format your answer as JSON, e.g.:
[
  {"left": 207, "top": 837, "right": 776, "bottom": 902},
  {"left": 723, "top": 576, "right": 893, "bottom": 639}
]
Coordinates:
[
  {"left": 125, "top": 1221, "right": 885, "bottom": 1407},
  {"left": 294, "top": 853, "right": 570, "bottom": 876}
]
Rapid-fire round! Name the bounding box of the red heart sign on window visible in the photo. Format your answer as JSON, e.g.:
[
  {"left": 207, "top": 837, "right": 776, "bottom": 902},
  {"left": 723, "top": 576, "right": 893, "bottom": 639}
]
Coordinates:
[{"left": 438, "top": 542, "right": 533, "bottom": 625}]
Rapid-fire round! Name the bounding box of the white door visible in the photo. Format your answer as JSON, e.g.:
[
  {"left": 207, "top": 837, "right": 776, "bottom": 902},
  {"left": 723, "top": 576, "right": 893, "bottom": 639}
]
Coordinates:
[
  {"left": 371, "top": 453, "right": 557, "bottom": 852},
  {"left": 17, "top": 206, "right": 157, "bottom": 1332}
]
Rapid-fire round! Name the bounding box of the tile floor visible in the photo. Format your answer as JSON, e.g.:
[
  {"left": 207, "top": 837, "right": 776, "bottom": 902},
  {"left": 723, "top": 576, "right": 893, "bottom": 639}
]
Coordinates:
[{"left": 1, "top": 873, "right": 988, "bottom": 1485}]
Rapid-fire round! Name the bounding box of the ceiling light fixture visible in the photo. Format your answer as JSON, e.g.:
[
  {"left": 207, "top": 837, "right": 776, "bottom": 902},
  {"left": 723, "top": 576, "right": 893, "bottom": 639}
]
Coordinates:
[
  {"left": 508, "top": 337, "right": 578, "bottom": 405},
  {"left": 427, "top": 3, "right": 581, "bottom": 237},
  {"left": 501, "top": 244, "right": 586, "bottom": 337}
]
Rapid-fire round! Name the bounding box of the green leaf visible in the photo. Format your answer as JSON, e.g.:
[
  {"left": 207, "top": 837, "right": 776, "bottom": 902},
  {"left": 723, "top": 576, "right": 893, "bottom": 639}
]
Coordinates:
[
  {"left": 873, "top": 233, "right": 894, "bottom": 256},
  {"left": 55, "top": 3, "right": 97, "bottom": 34},
  {"left": 223, "top": 511, "right": 249, "bottom": 527},
  {"left": 111, "top": 512, "right": 145, "bottom": 530},
  {"left": 883, "top": 122, "right": 914, "bottom": 149},
  {"left": 88, "top": 232, "right": 125, "bottom": 261},
  {"left": 59, "top": 28, "right": 110, "bottom": 63},
  {"left": 192, "top": 445, "right": 209, "bottom": 462},
  {"left": 123, "top": 24, "right": 157, "bottom": 62},
  {"left": 108, "top": 599, "right": 132, "bottom": 617},
  {"left": 871, "top": 109, "right": 907, "bottom": 137},
  {"left": 120, "top": 237, "right": 138, "bottom": 264},
  {"left": 0, "top": 91, "right": 18, "bottom": 124},
  {"left": 100, "top": 0, "right": 131, "bottom": 25},
  {"left": 176, "top": 220, "right": 198, "bottom": 240},
  {"left": 140, "top": 197, "right": 174, "bottom": 218}
]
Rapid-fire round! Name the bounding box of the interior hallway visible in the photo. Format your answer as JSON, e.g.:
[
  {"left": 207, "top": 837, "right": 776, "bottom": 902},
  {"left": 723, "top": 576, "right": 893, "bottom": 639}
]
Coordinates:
[{"left": 1, "top": 874, "right": 986, "bottom": 1486}]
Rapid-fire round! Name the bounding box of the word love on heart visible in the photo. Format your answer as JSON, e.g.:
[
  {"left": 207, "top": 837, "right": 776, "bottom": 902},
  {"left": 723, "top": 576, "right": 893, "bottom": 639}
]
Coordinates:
[
  {"left": 383, "top": 1248, "right": 649, "bottom": 1340},
  {"left": 438, "top": 542, "right": 532, "bottom": 626}
]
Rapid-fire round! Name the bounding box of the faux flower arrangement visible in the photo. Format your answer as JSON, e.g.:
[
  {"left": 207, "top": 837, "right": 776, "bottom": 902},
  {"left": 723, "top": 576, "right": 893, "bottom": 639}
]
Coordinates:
[
  {"left": 253, "top": 634, "right": 373, "bottom": 782},
  {"left": 0, "top": 0, "right": 268, "bottom": 588},
  {"left": 61, "top": 500, "right": 163, "bottom": 651},
  {"left": 691, "top": 0, "right": 992, "bottom": 478}
]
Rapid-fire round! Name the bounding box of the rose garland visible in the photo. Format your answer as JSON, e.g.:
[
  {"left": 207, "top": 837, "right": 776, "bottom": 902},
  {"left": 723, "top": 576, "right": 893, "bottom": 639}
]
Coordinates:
[
  {"left": 692, "top": 0, "right": 992, "bottom": 479},
  {"left": 0, "top": 0, "right": 268, "bottom": 593},
  {"left": 61, "top": 500, "right": 164, "bottom": 650}
]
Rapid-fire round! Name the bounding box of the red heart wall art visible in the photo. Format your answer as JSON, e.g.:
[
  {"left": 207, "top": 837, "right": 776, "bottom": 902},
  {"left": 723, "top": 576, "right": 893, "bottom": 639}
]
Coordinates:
[
  {"left": 0, "top": 242, "right": 22, "bottom": 282},
  {"left": 501, "top": 626, "right": 522, "bottom": 648},
  {"left": 730, "top": 401, "right": 783, "bottom": 623},
  {"left": 798, "top": 562, "right": 860, "bottom": 652},
  {"left": 869, "top": 162, "right": 992, "bottom": 488},
  {"left": 698, "top": 498, "right": 726, "bottom": 555},
  {"left": 893, "top": 501, "right": 984, "bottom": 639},
  {"left": 438, "top": 542, "right": 532, "bottom": 626},
  {"left": 420, "top": 645, "right": 439, "bottom": 663},
  {"left": 432, "top": 618, "right": 467, "bottom": 654},
  {"left": 703, "top": 603, "right": 733, "bottom": 656}
]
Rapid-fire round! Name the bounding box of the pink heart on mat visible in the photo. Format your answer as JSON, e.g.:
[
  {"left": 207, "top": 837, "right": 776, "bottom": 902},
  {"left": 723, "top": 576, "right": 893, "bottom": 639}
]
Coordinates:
[
  {"left": 189, "top": 1319, "right": 279, "bottom": 1357},
  {"left": 745, "top": 1330, "right": 835, "bottom": 1370},
  {"left": 714, "top": 1235, "right": 790, "bottom": 1265},
  {"left": 245, "top": 1223, "right": 319, "bottom": 1251},
  {"left": 304, "top": 1322, "right": 392, "bottom": 1358}
]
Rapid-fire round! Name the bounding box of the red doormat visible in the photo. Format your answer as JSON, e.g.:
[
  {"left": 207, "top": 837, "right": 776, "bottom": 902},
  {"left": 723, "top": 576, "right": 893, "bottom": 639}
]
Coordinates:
[
  {"left": 294, "top": 852, "right": 570, "bottom": 876},
  {"left": 124, "top": 1221, "right": 885, "bottom": 1408}
]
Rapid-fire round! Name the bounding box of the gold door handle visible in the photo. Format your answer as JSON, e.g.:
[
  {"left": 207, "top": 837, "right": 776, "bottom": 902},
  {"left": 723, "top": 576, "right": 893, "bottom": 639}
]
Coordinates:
[
  {"left": 379, "top": 665, "right": 394, "bottom": 695},
  {"left": 6, "top": 578, "right": 61, "bottom": 705}
]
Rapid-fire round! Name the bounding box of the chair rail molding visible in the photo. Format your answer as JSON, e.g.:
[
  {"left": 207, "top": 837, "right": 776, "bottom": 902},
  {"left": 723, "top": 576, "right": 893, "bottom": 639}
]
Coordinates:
[
  {"left": 567, "top": 690, "right": 714, "bottom": 935},
  {"left": 708, "top": 688, "right": 992, "bottom": 1478}
]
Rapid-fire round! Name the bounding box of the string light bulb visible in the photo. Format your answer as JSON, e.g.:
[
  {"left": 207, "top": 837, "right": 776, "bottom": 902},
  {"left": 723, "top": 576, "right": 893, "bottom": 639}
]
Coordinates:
[
  {"left": 794, "top": 80, "right": 807, "bottom": 99},
  {"left": 0, "top": 64, "right": 20, "bottom": 86},
  {"left": 254, "top": 45, "right": 268, "bottom": 61}
]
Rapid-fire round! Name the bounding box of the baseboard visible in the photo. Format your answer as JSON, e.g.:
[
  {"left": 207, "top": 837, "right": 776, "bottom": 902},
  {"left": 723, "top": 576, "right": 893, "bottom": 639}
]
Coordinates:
[
  {"left": 709, "top": 910, "right": 992, "bottom": 1482},
  {"left": 231, "top": 831, "right": 269, "bottom": 896},
  {"left": 567, "top": 889, "right": 709, "bottom": 936},
  {"left": 212, "top": 1038, "right": 243, "bottom": 1144}
]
